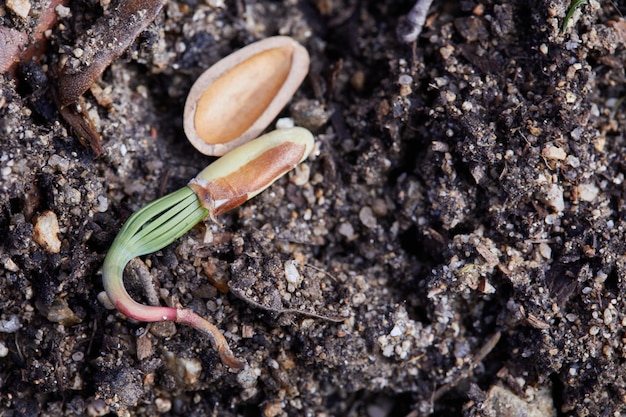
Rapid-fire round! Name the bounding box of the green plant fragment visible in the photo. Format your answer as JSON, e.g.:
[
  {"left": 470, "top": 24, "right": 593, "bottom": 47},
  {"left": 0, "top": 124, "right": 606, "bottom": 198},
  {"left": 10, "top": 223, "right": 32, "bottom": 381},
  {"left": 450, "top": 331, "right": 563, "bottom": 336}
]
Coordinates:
[{"left": 562, "top": 0, "right": 588, "bottom": 33}]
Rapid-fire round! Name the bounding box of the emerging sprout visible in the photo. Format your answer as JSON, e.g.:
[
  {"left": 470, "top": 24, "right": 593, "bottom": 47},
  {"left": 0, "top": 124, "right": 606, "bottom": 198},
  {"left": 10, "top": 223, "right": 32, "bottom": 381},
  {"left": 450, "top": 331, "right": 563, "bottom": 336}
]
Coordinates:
[
  {"left": 561, "top": 0, "right": 588, "bottom": 33},
  {"left": 102, "top": 127, "right": 314, "bottom": 369}
]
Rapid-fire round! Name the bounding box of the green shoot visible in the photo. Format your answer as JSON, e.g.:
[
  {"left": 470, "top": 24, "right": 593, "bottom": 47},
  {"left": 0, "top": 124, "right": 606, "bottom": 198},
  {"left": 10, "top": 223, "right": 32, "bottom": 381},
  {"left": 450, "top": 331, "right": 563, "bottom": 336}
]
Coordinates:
[
  {"left": 562, "top": 0, "right": 588, "bottom": 33},
  {"left": 102, "top": 186, "right": 244, "bottom": 369}
]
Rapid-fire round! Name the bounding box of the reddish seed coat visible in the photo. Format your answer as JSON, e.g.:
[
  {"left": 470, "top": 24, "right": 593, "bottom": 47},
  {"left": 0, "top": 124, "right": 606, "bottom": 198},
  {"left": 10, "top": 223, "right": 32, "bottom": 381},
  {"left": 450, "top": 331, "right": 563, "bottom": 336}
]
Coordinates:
[{"left": 190, "top": 141, "right": 306, "bottom": 216}]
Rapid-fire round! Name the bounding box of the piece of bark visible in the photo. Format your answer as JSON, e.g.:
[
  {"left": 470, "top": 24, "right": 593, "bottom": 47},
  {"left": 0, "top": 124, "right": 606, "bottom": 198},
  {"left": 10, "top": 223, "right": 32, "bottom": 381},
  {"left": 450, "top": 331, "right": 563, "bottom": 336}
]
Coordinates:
[
  {"left": 52, "top": 0, "right": 166, "bottom": 156},
  {"left": 56, "top": 0, "right": 167, "bottom": 108}
]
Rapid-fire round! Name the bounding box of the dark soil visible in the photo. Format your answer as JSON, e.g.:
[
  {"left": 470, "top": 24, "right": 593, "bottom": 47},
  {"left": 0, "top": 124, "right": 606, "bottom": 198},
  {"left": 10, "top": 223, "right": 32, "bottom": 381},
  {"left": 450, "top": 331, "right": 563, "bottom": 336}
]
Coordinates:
[{"left": 2, "top": 0, "right": 626, "bottom": 416}]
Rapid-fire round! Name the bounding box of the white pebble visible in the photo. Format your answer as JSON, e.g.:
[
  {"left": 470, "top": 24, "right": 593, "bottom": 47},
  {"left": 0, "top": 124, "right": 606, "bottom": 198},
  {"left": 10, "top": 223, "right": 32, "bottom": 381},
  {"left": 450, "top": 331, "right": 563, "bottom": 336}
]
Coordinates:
[
  {"left": 48, "top": 154, "right": 70, "bottom": 173},
  {"left": 538, "top": 243, "right": 552, "bottom": 260},
  {"left": 389, "top": 324, "right": 402, "bottom": 337},
  {"left": 276, "top": 117, "right": 295, "bottom": 129},
  {"left": 359, "top": 206, "right": 377, "bottom": 229},
  {"left": 7, "top": 0, "right": 31, "bottom": 19},
  {"left": 284, "top": 260, "right": 302, "bottom": 291},
  {"left": 338, "top": 222, "right": 355, "bottom": 240},
  {"left": 578, "top": 183, "right": 599, "bottom": 202},
  {"left": 55, "top": 4, "right": 71, "bottom": 18},
  {"left": 542, "top": 184, "right": 565, "bottom": 213},
  {"left": 0, "top": 315, "right": 22, "bottom": 333}
]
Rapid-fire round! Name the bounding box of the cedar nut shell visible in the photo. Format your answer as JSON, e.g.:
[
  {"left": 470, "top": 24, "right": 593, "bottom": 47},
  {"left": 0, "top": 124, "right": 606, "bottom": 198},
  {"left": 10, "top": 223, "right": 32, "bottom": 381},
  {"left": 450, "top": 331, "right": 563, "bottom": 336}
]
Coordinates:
[{"left": 183, "top": 36, "right": 310, "bottom": 156}]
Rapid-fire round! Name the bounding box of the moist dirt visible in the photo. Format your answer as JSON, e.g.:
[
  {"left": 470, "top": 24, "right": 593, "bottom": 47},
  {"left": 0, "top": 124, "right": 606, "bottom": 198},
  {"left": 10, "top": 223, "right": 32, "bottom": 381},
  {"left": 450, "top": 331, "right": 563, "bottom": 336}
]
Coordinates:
[{"left": 1, "top": 0, "right": 626, "bottom": 416}]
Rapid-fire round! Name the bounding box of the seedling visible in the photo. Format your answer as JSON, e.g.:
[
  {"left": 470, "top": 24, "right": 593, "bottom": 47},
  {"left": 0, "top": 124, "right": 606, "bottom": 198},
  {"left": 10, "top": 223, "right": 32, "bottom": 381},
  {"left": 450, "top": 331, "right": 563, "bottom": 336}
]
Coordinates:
[
  {"left": 102, "top": 127, "right": 314, "bottom": 369},
  {"left": 561, "top": 0, "right": 588, "bottom": 33}
]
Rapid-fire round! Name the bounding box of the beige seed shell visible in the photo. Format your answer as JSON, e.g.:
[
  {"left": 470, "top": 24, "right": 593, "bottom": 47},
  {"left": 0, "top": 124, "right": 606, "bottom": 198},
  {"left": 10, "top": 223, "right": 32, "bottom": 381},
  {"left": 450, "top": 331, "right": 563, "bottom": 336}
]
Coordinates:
[{"left": 184, "top": 36, "right": 310, "bottom": 156}]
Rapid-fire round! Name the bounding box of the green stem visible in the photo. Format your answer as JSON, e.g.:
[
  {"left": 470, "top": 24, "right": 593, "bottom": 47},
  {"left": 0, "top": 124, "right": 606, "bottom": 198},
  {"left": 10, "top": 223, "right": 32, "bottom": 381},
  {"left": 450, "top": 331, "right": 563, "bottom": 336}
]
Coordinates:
[{"left": 101, "top": 186, "right": 244, "bottom": 369}]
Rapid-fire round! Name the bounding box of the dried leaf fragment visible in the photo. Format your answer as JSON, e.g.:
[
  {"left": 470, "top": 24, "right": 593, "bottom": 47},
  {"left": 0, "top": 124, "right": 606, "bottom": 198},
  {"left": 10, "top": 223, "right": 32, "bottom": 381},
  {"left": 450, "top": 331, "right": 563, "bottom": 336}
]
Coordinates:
[{"left": 53, "top": 0, "right": 166, "bottom": 155}]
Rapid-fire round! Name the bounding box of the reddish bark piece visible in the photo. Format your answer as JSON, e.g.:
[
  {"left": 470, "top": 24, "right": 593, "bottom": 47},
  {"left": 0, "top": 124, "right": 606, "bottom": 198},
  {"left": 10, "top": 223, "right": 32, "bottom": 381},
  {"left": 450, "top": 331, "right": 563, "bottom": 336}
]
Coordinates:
[
  {"left": 56, "top": 0, "right": 167, "bottom": 108},
  {"left": 53, "top": 0, "right": 166, "bottom": 155},
  {"left": 0, "top": 27, "right": 28, "bottom": 74},
  {"left": 0, "top": 0, "right": 65, "bottom": 75}
]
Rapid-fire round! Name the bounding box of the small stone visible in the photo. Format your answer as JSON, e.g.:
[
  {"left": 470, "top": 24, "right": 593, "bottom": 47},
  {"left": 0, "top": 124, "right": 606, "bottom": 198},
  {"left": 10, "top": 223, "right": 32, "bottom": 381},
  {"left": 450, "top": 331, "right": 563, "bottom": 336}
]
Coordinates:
[
  {"left": 290, "top": 99, "right": 332, "bottom": 131},
  {"left": 0, "top": 315, "right": 21, "bottom": 333},
  {"left": 48, "top": 154, "right": 70, "bottom": 173},
  {"left": 206, "top": 0, "right": 225, "bottom": 7},
  {"left": 33, "top": 210, "right": 62, "bottom": 253},
  {"left": 55, "top": 4, "right": 71, "bottom": 18},
  {"left": 371, "top": 198, "right": 388, "bottom": 216},
  {"left": 439, "top": 44, "right": 454, "bottom": 60},
  {"left": 86, "top": 398, "right": 110, "bottom": 417},
  {"left": 96, "top": 196, "right": 109, "bottom": 212},
  {"left": 284, "top": 260, "right": 302, "bottom": 291},
  {"left": 136, "top": 335, "right": 153, "bottom": 361},
  {"left": 481, "top": 384, "right": 556, "bottom": 417},
  {"left": 389, "top": 324, "right": 402, "bottom": 337},
  {"left": 0, "top": 341, "right": 8, "bottom": 357},
  {"left": 165, "top": 351, "right": 202, "bottom": 386},
  {"left": 275, "top": 117, "right": 295, "bottom": 129},
  {"left": 359, "top": 206, "right": 377, "bottom": 229},
  {"left": 565, "top": 90, "right": 577, "bottom": 103},
  {"left": 538, "top": 243, "right": 552, "bottom": 260},
  {"left": 289, "top": 163, "right": 310, "bottom": 186},
  {"left": 154, "top": 398, "right": 172, "bottom": 413},
  {"left": 3, "top": 258, "right": 19, "bottom": 272},
  {"left": 577, "top": 183, "right": 599, "bottom": 202},
  {"left": 542, "top": 145, "right": 567, "bottom": 161},
  {"left": 444, "top": 90, "right": 456, "bottom": 103},
  {"left": 541, "top": 184, "right": 565, "bottom": 213},
  {"left": 38, "top": 298, "right": 82, "bottom": 326},
  {"left": 7, "top": 0, "right": 31, "bottom": 19},
  {"left": 350, "top": 70, "right": 366, "bottom": 91},
  {"left": 263, "top": 401, "right": 283, "bottom": 417},
  {"left": 338, "top": 222, "right": 355, "bottom": 240},
  {"left": 603, "top": 308, "right": 613, "bottom": 325},
  {"left": 398, "top": 74, "right": 413, "bottom": 85}
]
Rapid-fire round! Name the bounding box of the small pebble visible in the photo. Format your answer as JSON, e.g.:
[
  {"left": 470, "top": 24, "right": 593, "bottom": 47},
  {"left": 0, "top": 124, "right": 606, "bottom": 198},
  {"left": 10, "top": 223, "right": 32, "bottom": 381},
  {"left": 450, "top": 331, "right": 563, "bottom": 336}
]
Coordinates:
[
  {"left": 359, "top": 206, "right": 377, "bottom": 229},
  {"left": 7, "top": 0, "right": 31, "bottom": 19},
  {"left": 398, "top": 74, "right": 413, "bottom": 85},
  {"left": 338, "top": 222, "right": 355, "bottom": 240},
  {"left": 166, "top": 353, "right": 202, "bottom": 385},
  {"left": 33, "top": 211, "right": 62, "bottom": 253},
  {"left": 48, "top": 154, "right": 70, "bottom": 173},
  {"left": 542, "top": 184, "right": 565, "bottom": 213},
  {"left": 542, "top": 145, "right": 567, "bottom": 161},
  {"left": 538, "top": 243, "right": 552, "bottom": 260},
  {"left": 284, "top": 260, "right": 302, "bottom": 291},
  {"left": 0, "top": 315, "right": 21, "bottom": 333},
  {"left": 55, "top": 4, "right": 71, "bottom": 18},
  {"left": 155, "top": 398, "right": 172, "bottom": 413},
  {"left": 276, "top": 117, "right": 295, "bottom": 129},
  {"left": 290, "top": 163, "right": 310, "bottom": 186},
  {"left": 86, "top": 398, "right": 110, "bottom": 417},
  {"left": 3, "top": 258, "right": 19, "bottom": 272},
  {"left": 577, "top": 183, "right": 599, "bottom": 202}
]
